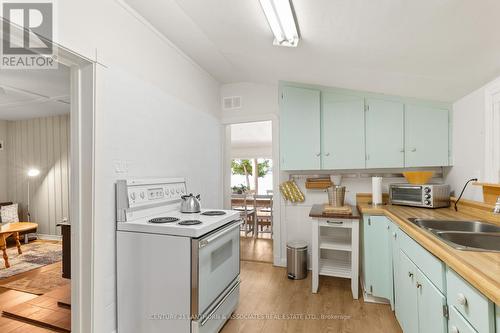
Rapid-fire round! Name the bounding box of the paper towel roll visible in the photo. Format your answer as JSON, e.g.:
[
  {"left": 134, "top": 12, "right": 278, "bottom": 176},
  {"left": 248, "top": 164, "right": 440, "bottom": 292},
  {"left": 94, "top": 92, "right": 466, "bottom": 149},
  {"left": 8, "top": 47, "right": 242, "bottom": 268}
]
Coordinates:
[{"left": 372, "top": 177, "right": 383, "bottom": 205}]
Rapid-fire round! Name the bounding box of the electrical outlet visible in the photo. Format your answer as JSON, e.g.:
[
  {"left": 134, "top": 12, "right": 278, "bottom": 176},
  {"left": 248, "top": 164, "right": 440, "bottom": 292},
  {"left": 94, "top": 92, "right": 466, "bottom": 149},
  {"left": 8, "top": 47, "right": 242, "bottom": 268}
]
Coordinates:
[{"left": 113, "top": 160, "right": 129, "bottom": 174}]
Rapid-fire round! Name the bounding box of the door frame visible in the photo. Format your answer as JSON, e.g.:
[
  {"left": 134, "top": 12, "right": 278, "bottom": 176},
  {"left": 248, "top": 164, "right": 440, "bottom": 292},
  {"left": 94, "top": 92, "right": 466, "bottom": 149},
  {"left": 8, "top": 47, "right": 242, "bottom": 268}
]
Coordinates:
[
  {"left": 484, "top": 78, "right": 500, "bottom": 182},
  {"left": 0, "top": 20, "right": 96, "bottom": 331},
  {"left": 221, "top": 114, "right": 282, "bottom": 266}
]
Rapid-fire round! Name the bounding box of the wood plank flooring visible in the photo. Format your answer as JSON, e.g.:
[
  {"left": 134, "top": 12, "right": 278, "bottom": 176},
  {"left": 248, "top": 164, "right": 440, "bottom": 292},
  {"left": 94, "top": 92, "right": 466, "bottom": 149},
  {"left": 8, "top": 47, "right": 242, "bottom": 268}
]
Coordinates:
[
  {"left": 0, "top": 243, "right": 67, "bottom": 333},
  {"left": 222, "top": 261, "right": 402, "bottom": 333},
  {"left": 240, "top": 237, "right": 273, "bottom": 263}
]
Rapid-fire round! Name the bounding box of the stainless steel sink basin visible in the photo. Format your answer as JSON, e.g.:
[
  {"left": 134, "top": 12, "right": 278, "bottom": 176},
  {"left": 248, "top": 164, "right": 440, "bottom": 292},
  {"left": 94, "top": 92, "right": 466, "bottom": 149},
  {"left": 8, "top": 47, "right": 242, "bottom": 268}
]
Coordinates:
[
  {"left": 433, "top": 232, "right": 500, "bottom": 253},
  {"left": 408, "top": 218, "right": 500, "bottom": 252},
  {"left": 408, "top": 218, "right": 500, "bottom": 233}
]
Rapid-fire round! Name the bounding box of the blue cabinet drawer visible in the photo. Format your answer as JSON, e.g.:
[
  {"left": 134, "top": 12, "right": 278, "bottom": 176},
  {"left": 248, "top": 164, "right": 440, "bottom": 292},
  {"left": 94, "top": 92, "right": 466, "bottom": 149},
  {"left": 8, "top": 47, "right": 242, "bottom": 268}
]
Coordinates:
[
  {"left": 448, "top": 305, "right": 478, "bottom": 333},
  {"left": 397, "top": 228, "right": 445, "bottom": 292},
  {"left": 446, "top": 268, "right": 494, "bottom": 333}
]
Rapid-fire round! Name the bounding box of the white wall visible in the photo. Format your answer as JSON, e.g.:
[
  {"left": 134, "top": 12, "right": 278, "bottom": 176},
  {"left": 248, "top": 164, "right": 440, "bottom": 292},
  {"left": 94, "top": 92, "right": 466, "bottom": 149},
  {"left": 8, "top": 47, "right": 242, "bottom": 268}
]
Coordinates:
[
  {"left": 6, "top": 115, "right": 70, "bottom": 235},
  {"left": 0, "top": 120, "right": 7, "bottom": 203},
  {"left": 221, "top": 82, "right": 278, "bottom": 123},
  {"left": 47, "top": 1, "right": 222, "bottom": 332},
  {"left": 445, "top": 85, "right": 487, "bottom": 201}
]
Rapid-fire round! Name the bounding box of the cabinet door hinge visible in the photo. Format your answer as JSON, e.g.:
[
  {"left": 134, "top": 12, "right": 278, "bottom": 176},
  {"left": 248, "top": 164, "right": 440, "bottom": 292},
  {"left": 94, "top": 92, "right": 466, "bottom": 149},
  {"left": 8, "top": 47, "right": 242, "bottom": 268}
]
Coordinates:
[
  {"left": 442, "top": 304, "right": 449, "bottom": 319},
  {"left": 368, "top": 218, "right": 371, "bottom": 226},
  {"left": 369, "top": 285, "right": 373, "bottom": 293},
  {"left": 365, "top": 104, "right": 370, "bottom": 112},
  {"left": 365, "top": 154, "right": 370, "bottom": 160}
]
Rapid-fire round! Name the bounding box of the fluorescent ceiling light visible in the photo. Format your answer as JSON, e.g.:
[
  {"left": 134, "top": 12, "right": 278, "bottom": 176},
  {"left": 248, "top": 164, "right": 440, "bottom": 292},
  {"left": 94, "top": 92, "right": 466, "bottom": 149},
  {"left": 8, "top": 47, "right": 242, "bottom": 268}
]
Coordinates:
[{"left": 259, "top": 0, "right": 299, "bottom": 47}]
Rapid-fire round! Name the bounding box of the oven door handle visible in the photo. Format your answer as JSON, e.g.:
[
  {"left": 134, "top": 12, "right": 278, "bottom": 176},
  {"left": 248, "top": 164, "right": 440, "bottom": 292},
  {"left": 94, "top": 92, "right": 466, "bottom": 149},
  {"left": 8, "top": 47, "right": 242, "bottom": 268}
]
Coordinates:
[
  {"left": 198, "top": 219, "right": 242, "bottom": 248},
  {"left": 200, "top": 279, "right": 241, "bottom": 326}
]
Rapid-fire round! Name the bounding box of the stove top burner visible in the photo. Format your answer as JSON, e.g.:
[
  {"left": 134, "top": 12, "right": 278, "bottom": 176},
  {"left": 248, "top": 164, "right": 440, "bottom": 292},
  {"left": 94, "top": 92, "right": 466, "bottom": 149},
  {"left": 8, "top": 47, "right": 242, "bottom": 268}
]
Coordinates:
[
  {"left": 178, "top": 220, "right": 202, "bottom": 226},
  {"left": 201, "top": 211, "right": 227, "bottom": 216},
  {"left": 149, "top": 217, "right": 180, "bottom": 224}
]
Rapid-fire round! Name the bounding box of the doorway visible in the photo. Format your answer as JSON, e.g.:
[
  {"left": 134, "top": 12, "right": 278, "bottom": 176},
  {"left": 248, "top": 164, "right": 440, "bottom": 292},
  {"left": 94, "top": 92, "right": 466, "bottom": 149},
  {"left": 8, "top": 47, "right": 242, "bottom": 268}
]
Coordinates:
[
  {"left": 0, "top": 31, "right": 95, "bottom": 333},
  {"left": 228, "top": 121, "right": 274, "bottom": 263}
]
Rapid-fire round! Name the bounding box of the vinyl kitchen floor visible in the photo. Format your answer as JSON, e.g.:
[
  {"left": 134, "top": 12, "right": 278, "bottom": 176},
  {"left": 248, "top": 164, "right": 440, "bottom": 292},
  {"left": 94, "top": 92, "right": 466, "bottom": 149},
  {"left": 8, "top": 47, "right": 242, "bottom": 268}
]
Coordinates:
[
  {"left": 222, "top": 261, "right": 402, "bottom": 333},
  {"left": 240, "top": 237, "right": 273, "bottom": 263}
]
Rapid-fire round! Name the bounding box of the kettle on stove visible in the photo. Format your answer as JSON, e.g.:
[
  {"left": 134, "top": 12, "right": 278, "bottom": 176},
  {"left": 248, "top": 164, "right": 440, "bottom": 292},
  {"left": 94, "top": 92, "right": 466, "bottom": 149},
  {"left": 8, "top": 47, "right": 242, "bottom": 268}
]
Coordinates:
[{"left": 180, "top": 193, "right": 201, "bottom": 213}]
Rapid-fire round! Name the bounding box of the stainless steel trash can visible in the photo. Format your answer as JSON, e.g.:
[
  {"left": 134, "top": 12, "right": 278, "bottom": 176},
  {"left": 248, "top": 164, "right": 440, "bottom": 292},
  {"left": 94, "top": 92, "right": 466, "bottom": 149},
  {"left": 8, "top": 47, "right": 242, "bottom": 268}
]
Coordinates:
[{"left": 287, "top": 240, "right": 308, "bottom": 280}]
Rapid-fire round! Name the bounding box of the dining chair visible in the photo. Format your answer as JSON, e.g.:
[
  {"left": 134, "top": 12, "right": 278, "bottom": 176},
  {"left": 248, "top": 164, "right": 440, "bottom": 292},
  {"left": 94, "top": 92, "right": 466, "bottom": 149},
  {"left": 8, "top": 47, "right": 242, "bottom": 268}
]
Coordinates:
[
  {"left": 231, "top": 193, "right": 256, "bottom": 237},
  {"left": 254, "top": 194, "right": 273, "bottom": 238}
]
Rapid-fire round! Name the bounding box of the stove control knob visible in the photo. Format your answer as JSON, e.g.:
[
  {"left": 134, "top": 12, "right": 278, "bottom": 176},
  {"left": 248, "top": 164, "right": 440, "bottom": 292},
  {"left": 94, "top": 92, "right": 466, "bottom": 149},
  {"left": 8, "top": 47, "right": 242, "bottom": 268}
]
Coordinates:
[
  {"left": 130, "top": 192, "right": 136, "bottom": 200},
  {"left": 170, "top": 188, "right": 175, "bottom": 194},
  {"left": 424, "top": 200, "right": 431, "bottom": 205},
  {"left": 140, "top": 192, "right": 145, "bottom": 199},
  {"left": 424, "top": 187, "right": 431, "bottom": 193},
  {"left": 424, "top": 194, "right": 431, "bottom": 199},
  {"left": 176, "top": 188, "right": 180, "bottom": 194}
]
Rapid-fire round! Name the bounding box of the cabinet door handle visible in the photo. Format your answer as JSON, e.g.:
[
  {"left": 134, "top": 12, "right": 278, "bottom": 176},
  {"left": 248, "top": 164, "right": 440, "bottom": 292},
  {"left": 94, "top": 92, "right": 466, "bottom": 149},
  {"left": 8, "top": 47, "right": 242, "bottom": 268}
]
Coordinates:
[
  {"left": 326, "top": 220, "right": 343, "bottom": 225},
  {"left": 457, "top": 293, "right": 467, "bottom": 306},
  {"left": 393, "top": 232, "right": 397, "bottom": 239},
  {"left": 411, "top": 148, "right": 417, "bottom": 152},
  {"left": 408, "top": 272, "right": 413, "bottom": 278},
  {"left": 416, "top": 282, "right": 422, "bottom": 289},
  {"left": 450, "top": 326, "right": 459, "bottom": 333},
  {"left": 315, "top": 152, "right": 321, "bottom": 157},
  {"left": 325, "top": 152, "right": 330, "bottom": 156}
]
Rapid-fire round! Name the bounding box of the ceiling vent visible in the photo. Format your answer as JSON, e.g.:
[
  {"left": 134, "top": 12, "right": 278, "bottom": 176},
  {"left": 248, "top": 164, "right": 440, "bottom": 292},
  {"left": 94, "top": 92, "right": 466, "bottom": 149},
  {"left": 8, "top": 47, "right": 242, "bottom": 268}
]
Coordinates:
[{"left": 222, "top": 96, "right": 242, "bottom": 110}]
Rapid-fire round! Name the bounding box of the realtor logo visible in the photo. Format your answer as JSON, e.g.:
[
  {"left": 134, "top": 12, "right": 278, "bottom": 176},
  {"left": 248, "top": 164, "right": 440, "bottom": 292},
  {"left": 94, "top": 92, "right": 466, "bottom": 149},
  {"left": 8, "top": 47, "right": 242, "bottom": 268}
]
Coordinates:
[{"left": 1, "top": 1, "right": 57, "bottom": 68}]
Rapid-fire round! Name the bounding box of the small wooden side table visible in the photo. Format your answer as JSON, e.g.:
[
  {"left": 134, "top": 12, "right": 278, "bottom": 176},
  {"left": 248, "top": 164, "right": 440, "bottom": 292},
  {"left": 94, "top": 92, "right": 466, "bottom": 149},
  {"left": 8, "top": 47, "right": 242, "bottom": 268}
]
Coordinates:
[{"left": 0, "top": 222, "right": 38, "bottom": 268}]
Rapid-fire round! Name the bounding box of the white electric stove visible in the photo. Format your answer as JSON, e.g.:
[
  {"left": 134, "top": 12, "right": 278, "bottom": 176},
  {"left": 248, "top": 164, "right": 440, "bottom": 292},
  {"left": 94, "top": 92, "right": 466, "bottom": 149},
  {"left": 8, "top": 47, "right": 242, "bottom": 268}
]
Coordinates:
[{"left": 116, "top": 178, "right": 241, "bottom": 333}]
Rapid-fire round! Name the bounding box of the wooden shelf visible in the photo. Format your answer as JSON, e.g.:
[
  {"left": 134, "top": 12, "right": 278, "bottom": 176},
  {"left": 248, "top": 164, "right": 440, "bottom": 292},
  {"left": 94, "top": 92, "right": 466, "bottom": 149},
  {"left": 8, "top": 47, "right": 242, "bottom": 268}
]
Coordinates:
[
  {"left": 319, "top": 258, "right": 351, "bottom": 278},
  {"left": 473, "top": 182, "right": 500, "bottom": 205}
]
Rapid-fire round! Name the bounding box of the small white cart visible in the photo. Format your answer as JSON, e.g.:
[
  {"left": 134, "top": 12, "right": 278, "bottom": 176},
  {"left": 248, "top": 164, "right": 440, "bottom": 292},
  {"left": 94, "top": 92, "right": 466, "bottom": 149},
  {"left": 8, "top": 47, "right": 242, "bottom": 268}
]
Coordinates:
[{"left": 310, "top": 204, "right": 360, "bottom": 299}]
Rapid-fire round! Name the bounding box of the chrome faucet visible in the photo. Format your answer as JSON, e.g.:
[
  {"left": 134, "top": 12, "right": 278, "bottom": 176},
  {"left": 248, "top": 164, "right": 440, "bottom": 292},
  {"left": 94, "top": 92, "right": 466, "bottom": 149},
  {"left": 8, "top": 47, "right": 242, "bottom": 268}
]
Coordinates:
[{"left": 494, "top": 197, "right": 500, "bottom": 215}]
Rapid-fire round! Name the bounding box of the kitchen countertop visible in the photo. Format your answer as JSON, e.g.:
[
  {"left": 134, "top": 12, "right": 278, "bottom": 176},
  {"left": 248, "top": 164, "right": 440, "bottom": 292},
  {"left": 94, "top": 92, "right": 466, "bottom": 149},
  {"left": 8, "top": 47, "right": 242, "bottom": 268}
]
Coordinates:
[
  {"left": 356, "top": 194, "right": 500, "bottom": 306},
  {"left": 309, "top": 204, "right": 361, "bottom": 219}
]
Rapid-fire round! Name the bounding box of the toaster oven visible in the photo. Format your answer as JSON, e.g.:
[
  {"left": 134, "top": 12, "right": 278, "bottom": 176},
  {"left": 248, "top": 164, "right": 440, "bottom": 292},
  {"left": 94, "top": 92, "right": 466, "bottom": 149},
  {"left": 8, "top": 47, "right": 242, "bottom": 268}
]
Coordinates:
[{"left": 389, "top": 184, "right": 450, "bottom": 208}]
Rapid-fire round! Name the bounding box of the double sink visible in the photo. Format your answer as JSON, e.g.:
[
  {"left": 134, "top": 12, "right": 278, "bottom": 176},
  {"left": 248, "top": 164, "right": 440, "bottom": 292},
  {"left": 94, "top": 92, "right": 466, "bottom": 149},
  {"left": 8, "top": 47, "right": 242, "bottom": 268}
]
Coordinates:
[{"left": 408, "top": 218, "right": 500, "bottom": 252}]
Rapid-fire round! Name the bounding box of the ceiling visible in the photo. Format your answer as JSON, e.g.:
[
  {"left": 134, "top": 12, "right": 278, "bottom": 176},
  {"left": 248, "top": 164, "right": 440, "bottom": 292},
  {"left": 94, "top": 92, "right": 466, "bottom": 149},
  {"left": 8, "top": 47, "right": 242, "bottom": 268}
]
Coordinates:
[
  {"left": 0, "top": 64, "right": 70, "bottom": 121},
  {"left": 124, "top": 0, "right": 500, "bottom": 102}
]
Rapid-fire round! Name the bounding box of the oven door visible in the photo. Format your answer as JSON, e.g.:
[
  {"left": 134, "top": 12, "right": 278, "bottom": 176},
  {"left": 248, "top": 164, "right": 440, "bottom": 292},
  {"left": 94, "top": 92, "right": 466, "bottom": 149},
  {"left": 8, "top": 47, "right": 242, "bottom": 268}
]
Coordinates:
[
  {"left": 192, "top": 219, "right": 241, "bottom": 316},
  {"left": 390, "top": 185, "right": 424, "bottom": 206}
]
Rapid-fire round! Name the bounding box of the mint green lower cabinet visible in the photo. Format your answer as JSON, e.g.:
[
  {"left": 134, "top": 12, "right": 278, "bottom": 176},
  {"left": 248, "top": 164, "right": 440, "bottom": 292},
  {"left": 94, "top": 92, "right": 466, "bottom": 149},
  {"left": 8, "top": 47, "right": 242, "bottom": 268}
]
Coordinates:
[
  {"left": 365, "top": 98, "right": 404, "bottom": 168},
  {"left": 388, "top": 219, "right": 399, "bottom": 310},
  {"left": 397, "top": 250, "right": 419, "bottom": 333},
  {"left": 416, "top": 269, "right": 447, "bottom": 333},
  {"left": 495, "top": 305, "right": 499, "bottom": 333},
  {"left": 396, "top": 250, "right": 447, "bottom": 333},
  {"left": 361, "top": 216, "right": 392, "bottom": 301},
  {"left": 321, "top": 92, "right": 365, "bottom": 169}
]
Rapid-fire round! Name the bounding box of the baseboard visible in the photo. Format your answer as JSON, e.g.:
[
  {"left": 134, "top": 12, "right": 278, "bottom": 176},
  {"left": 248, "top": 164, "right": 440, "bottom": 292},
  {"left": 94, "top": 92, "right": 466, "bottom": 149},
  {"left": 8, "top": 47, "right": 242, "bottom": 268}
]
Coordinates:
[
  {"left": 36, "top": 234, "right": 62, "bottom": 241},
  {"left": 274, "top": 256, "right": 286, "bottom": 267},
  {"left": 360, "top": 277, "right": 390, "bottom": 305}
]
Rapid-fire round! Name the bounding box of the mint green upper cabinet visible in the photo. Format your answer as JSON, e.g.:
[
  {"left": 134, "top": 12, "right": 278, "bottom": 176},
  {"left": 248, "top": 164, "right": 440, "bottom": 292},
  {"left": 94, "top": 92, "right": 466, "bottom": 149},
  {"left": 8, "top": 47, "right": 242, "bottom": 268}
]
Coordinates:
[
  {"left": 362, "top": 216, "right": 392, "bottom": 302},
  {"left": 365, "top": 99, "right": 405, "bottom": 168},
  {"left": 322, "top": 93, "right": 365, "bottom": 169},
  {"left": 280, "top": 86, "right": 321, "bottom": 170},
  {"left": 416, "top": 268, "right": 447, "bottom": 333},
  {"left": 405, "top": 105, "right": 449, "bottom": 167}
]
